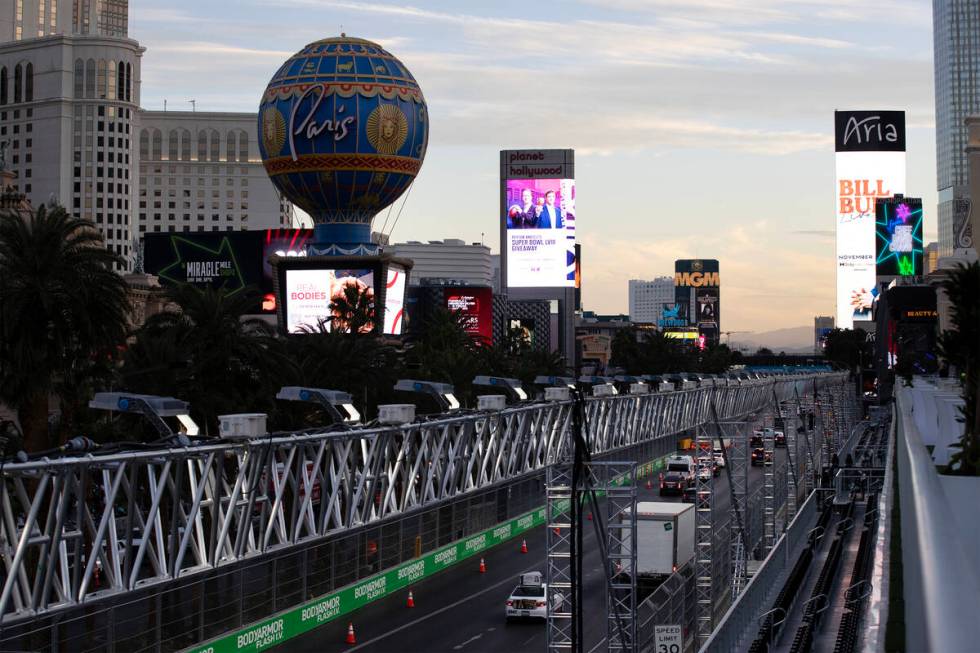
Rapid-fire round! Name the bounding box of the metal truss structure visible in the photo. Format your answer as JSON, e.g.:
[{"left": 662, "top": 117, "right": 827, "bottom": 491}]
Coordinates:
[
  {"left": 546, "top": 464, "right": 574, "bottom": 652},
  {"left": 762, "top": 420, "right": 776, "bottom": 554},
  {"left": 596, "top": 462, "right": 637, "bottom": 653},
  {"left": 694, "top": 424, "right": 715, "bottom": 648},
  {"left": 0, "top": 374, "right": 846, "bottom": 623},
  {"left": 720, "top": 421, "right": 749, "bottom": 601}
]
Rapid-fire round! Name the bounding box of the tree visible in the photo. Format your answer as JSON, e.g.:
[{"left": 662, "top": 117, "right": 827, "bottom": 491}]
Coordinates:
[
  {"left": 937, "top": 262, "right": 980, "bottom": 474},
  {"left": 403, "top": 308, "right": 486, "bottom": 406},
  {"left": 0, "top": 205, "right": 129, "bottom": 452},
  {"left": 119, "top": 285, "right": 286, "bottom": 435}
]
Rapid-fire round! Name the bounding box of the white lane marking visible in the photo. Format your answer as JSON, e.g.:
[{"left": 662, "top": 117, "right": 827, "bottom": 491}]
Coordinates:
[
  {"left": 348, "top": 565, "right": 537, "bottom": 651},
  {"left": 453, "top": 633, "right": 483, "bottom": 650}
]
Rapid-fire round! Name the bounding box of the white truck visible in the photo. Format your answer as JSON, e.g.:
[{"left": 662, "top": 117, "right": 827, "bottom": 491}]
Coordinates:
[{"left": 623, "top": 502, "right": 696, "bottom": 598}]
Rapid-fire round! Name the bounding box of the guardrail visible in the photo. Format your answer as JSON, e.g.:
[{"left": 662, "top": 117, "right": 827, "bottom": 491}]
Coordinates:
[
  {"left": 0, "top": 374, "right": 844, "bottom": 623},
  {"left": 894, "top": 383, "right": 980, "bottom": 652},
  {"left": 700, "top": 489, "right": 829, "bottom": 652}
]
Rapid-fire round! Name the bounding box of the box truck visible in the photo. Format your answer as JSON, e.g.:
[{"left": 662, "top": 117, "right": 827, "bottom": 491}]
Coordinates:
[{"left": 622, "top": 502, "right": 696, "bottom": 598}]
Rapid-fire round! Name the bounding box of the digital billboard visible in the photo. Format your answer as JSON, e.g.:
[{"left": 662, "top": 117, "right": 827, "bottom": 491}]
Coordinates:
[
  {"left": 508, "top": 318, "right": 537, "bottom": 346},
  {"left": 444, "top": 287, "right": 493, "bottom": 343},
  {"left": 384, "top": 266, "right": 408, "bottom": 335},
  {"left": 504, "top": 178, "right": 576, "bottom": 288},
  {"left": 875, "top": 196, "right": 923, "bottom": 277},
  {"left": 834, "top": 110, "right": 906, "bottom": 328},
  {"left": 658, "top": 302, "right": 688, "bottom": 329},
  {"left": 143, "top": 229, "right": 313, "bottom": 313},
  {"left": 674, "top": 259, "right": 719, "bottom": 342},
  {"left": 283, "top": 267, "right": 374, "bottom": 334},
  {"left": 695, "top": 287, "right": 719, "bottom": 328}
]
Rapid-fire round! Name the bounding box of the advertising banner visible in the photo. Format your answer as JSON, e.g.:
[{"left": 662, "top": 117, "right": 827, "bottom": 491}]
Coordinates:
[
  {"left": 674, "top": 260, "right": 719, "bottom": 338},
  {"left": 283, "top": 268, "right": 374, "bottom": 334},
  {"left": 875, "top": 196, "right": 923, "bottom": 277},
  {"left": 444, "top": 287, "right": 493, "bottom": 342},
  {"left": 504, "top": 178, "right": 576, "bottom": 288},
  {"left": 384, "top": 266, "right": 408, "bottom": 335},
  {"left": 508, "top": 318, "right": 536, "bottom": 346},
  {"left": 834, "top": 110, "right": 906, "bottom": 328},
  {"left": 695, "top": 287, "right": 719, "bottom": 329},
  {"left": 144, "top": 229, "right": 312, "bottom": 313}
]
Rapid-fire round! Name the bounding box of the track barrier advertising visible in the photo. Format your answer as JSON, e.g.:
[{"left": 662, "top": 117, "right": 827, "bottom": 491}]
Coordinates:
[{"left": 187, "top": 456, "right": 668, "bottom": 653}]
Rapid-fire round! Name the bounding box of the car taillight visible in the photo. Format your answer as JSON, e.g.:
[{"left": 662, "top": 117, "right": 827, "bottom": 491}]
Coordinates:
[
  {"left": 536, "top": 601, "right": 546, "bottom": 607},
  {"left": 506, "top": 600, "right": 513, "bottom": 606}
]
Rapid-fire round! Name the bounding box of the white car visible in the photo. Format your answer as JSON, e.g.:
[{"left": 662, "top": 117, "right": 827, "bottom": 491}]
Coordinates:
[
  {"left": 712, "top": 448, "right": 726, "bottom": 468},
  {"left": 505, "top": 572, "right": 563, "bottom": 621}
]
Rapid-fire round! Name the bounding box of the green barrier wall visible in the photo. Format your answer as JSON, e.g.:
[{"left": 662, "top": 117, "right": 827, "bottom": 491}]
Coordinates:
[{"left": 187, "top": 456, "right": 668, "bottom": 653}]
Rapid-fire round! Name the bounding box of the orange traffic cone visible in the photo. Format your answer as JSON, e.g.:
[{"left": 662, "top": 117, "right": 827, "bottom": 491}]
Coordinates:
[
  {"left": 346, "top": 622, "right": 356, "bottom": 645},
  {"left": 479, "top": 557, "right": 487, "bottom": 573},
  {"left": 406, "top": 590, "right": 415, "bottom": 608},
  {"left": 553, "top": 526, "right": 561, "bottom": 535},
  {"left": 520, "top": 539, "right": 528, "bottom": 554}
]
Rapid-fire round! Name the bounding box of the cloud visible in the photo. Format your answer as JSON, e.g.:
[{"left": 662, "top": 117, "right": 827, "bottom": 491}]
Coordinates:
[{"left": 792, "top": 229, "right": 835, "bottom": 238}]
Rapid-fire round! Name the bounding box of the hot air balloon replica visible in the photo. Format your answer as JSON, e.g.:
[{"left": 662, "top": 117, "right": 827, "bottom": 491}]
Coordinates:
[{"left": 259, "top": 35, "right": 425, "bottom": 335}]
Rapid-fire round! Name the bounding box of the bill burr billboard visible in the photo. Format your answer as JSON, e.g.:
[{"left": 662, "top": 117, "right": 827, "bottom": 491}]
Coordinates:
[
  {"left": 500, "top": 150, "right": 576, "bottom": 288},
  {"left": 834, "top": 111, "right": 906, "bottom": 328}
]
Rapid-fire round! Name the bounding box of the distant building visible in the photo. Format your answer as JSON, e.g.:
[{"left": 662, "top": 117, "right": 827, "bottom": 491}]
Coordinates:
[
  {"left": 388, "top": 239, "right": 494, "bottom": 287},
  {"left": 924, "top": 241, "right": 939, "bottom": 274},
  {"left": 933, "top": 0, "right": 980, "bottom": 258},
  {"left": 136, "top": 111, "right": 291, "bottom": 236},
  {"left": 628, "top": 277, "right": 673, "bottom": 324},
  {"left": 814, "top": 316, "right": 834, "bottom": 354}
]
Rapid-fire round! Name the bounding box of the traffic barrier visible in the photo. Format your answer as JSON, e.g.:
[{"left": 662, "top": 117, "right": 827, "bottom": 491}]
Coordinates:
[
  {"left": 479, "top": 558, "right": 486, "bottom": 573},
  {"left": 520, "top": 539, "right": 528, "bottom": 554},
  {"left": 406, "top": 591, "right": 415, "bottom": 609},
  {"left": 346, "top": 623, "right": 356, "bottom": 645}
]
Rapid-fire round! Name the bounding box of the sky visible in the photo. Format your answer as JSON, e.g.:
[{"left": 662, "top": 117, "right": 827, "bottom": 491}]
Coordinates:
[{"left": 133, "top": 0, "right": 938, "bottom": 334}]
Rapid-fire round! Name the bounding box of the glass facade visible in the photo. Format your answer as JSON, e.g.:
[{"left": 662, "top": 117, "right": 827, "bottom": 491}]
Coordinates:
[{"left": 933, "top": 0, "right": 980, "bottom": 256}]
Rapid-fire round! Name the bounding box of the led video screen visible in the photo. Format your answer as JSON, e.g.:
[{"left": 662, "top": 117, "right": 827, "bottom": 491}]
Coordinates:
[
  {"left": 384, "top": 266, "right": 408, "bottom": 335},
  {"left": 445, "top": 287, "right": 493, "bottom": 343},
  {"left": 283, "top": 267, "right": 374, "bottom": 334},
  {"left": 504, "top": 178, "right": 576, "bottom": 288},
  {"left": 875, "top": 196, "right": 923, "bottom": 277}
]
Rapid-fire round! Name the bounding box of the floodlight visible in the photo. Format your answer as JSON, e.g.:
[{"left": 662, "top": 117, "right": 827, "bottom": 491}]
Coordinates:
[
  {"left": 277, "top": 386, "right": 360, "bottom": 424},
  {"left": 394, "top": 379, "right": 460, "bottom": 412},
  {"left": 89, "top": 392, "right": 198, "bottom": 437},
  {"left": 472, "top": 376, "right": 528, "bottom": 402}
]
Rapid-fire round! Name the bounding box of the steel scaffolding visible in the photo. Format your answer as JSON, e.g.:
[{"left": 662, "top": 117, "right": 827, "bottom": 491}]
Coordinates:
[
  {"left": 546, "top": 464, "right": 574, "bottom": 652},
  {"left": 594, "top": 462, "right": 637, "bottom": 653},
  {"left": 762, "top": 419, "right": 776, "bottom": 554},
  {"left": 694, "top": 424, "right": 714, "bottom": 648}
]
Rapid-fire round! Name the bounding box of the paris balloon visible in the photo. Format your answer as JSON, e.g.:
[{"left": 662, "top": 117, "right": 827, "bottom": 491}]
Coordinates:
[{"left": 258, "top": 35, "right": 428, "bottom": 253}]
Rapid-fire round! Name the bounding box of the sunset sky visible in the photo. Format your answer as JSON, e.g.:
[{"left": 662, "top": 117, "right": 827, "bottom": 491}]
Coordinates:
[{"left": 134, "top": 0, "right": 938, "bottom": 332}]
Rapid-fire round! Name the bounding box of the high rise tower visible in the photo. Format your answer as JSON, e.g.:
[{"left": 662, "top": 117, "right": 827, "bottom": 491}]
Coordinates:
[{"left": 933, "top": 0, "right": 980, "bottom": 257}]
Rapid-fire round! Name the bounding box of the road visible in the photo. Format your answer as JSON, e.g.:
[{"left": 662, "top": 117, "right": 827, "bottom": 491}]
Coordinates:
[{"left": 283, "top": 428, "right": 789, "bottom": 652}]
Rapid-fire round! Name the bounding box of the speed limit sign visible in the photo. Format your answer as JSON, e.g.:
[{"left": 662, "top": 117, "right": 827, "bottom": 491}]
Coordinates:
[{"left": 654, "top": 624, "right": 682, "bottom": 653}]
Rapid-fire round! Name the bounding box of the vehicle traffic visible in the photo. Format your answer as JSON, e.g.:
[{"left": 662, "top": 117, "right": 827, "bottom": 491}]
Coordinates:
[
  {"left": 751, "top": 447, "right": 773, "bottom": 466},
  {"left": 505, "top": 572, "right": 562, "bottom": 621},
  {"left": 659, "top": 455, "right": 696, "bottom": 496}
]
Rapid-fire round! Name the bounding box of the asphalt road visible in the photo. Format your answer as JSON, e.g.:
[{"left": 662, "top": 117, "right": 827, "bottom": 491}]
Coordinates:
[{"left": 284, "top": 428, "right": 788, "bottom": 652}]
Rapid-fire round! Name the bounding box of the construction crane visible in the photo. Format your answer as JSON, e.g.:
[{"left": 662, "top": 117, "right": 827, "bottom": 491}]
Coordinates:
[{"left": 721, "top": 330, "right": 751, "bottom": 346}]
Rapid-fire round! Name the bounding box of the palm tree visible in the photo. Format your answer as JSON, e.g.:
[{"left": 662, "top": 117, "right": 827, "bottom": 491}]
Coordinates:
[
  {"left": 328, "top": 281, "right": 376, "bottom": 335},
  {"left": 0, "top": 204, "right": 129, "bottom": 452},
  {"left": 120, "top": 285, "right": 288, "bottom": 435},
  {"left": 938, "top": 262, "right": 980, "bottom": 474}
]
